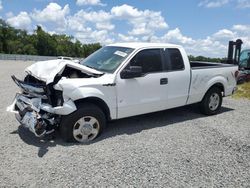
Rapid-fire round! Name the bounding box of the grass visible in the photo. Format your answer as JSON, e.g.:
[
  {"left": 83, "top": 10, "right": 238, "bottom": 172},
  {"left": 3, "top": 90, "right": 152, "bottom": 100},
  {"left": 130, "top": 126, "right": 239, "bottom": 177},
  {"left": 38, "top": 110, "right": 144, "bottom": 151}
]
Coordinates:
[{"left": 233, "top": 82, "right": 250, "bottom": 100}]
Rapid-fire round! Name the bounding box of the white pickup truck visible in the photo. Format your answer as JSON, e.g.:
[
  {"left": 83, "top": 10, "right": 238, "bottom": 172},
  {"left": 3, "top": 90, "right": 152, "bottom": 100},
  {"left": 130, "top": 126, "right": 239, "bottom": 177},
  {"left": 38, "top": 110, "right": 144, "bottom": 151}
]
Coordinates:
[{"left": 7, "top": 43, "right": 238, "bottom": 143}]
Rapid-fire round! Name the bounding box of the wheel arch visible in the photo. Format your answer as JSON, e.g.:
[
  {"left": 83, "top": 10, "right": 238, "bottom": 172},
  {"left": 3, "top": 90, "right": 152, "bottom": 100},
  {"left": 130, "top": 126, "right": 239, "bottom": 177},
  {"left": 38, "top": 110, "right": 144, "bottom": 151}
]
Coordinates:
[
  {"left": 202, "top": 82, "right": 225, "bottom": 100},
  {"left": 210, "top": 82, "right": 224, "bottom": 93},
  {"left": 74, "top": 97, "right": 111, "bottom": 121}
]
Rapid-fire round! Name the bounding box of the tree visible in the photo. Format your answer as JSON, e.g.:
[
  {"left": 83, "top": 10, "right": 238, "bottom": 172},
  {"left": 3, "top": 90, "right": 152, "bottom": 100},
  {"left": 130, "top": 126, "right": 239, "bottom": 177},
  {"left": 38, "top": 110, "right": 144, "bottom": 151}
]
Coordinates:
[{"left": 0, "top": 20, "right": 102, "bottom": 57}]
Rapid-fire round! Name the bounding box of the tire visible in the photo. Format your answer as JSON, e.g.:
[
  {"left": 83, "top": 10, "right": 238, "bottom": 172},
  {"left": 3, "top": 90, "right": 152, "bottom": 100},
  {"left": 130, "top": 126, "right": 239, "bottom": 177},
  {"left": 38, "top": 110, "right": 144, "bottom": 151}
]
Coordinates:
[
  {"left": 199, "top": 87, "right": 223, "bottom": 115},
  {"left": 60, "top": 103, "right": 106, "bottom": 143}
]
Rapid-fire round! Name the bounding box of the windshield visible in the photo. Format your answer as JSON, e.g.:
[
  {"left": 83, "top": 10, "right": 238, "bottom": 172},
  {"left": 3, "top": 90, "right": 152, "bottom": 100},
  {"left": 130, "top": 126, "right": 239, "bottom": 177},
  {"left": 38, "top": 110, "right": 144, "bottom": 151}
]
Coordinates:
[{"left": 80, "top": 46, "right": 134, "bottom": 73}]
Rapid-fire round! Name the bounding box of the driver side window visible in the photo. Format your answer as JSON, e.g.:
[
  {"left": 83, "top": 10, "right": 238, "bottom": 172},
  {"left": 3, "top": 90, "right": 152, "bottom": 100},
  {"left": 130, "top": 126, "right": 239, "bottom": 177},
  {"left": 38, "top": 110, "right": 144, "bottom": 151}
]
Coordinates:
[{"left": 130, "top": 49, "right": 163, "bottom": 74}]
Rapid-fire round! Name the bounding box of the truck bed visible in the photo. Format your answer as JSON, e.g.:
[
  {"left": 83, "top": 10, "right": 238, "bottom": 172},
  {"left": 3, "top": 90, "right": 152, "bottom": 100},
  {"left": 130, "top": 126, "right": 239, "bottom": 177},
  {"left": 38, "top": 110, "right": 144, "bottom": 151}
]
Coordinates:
[
  {"left": 187, "top": 62, "right": 238, "bottom": 105},
  {"left": 190, "top": 61, "right": 237, "bottom": 69}
]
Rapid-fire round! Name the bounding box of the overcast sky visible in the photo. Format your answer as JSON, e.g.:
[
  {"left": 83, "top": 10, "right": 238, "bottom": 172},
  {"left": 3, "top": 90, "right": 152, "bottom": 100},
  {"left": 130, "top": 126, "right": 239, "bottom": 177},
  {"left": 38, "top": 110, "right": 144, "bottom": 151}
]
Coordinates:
[{"left": 0, "top": 0, "right": 250, "bottom": 57}]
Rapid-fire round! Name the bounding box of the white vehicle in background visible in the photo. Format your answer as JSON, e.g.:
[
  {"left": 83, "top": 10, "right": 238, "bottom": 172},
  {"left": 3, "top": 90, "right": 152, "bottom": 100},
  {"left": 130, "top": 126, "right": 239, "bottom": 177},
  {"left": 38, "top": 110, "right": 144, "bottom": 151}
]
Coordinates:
[
  {"left": 7, "top": 43, "right": 238, "bottom": 143},
  {"left": 57, "top": 56, "right": 75, "bottom": 61},
  {"left": 57, "top": 56, "right": 80, "bottom": 63}
]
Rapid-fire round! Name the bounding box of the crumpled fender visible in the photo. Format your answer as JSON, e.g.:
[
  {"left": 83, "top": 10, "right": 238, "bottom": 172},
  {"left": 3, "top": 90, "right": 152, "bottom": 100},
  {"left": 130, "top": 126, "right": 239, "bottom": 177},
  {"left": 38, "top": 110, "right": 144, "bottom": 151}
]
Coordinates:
[
  {"left": 41, "top": 99, "right": 77, "bottom": 115},
  {"left": 69, "top": 87, "right": 106, "bottom": 101},
  {"left": 53, "top": 75, "right": 117, "bottom": 119}
]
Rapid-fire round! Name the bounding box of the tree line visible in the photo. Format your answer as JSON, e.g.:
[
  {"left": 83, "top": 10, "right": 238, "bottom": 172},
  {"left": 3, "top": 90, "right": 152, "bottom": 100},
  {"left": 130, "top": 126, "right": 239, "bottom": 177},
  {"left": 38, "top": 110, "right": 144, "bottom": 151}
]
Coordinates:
[
  {"left": 188, "top": 55, "right": 223, "bottom": 62},
  {"left": 0, "top": 19, "right": 101, "bottom": 58}
]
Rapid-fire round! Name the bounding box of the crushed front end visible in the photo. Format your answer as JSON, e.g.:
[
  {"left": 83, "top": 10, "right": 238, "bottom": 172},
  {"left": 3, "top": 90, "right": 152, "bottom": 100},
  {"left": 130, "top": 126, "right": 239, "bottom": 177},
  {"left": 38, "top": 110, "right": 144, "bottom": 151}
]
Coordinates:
[
  {"left": 7, "top": 75, "right": 76, "bottom": 137},
  {"left": 7, "top": 59, "right": 104, "bottom": 138}
]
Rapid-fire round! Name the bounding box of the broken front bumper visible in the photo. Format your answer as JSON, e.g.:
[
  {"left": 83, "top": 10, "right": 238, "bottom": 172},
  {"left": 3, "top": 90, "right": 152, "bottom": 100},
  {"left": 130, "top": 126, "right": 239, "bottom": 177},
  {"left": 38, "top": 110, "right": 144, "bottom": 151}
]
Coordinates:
[
  {"left": 7, "top": 76, "right": 77, "bottom": 137},
  {"left": 8, "top": 93, "right": 51, "bottom": 137}
]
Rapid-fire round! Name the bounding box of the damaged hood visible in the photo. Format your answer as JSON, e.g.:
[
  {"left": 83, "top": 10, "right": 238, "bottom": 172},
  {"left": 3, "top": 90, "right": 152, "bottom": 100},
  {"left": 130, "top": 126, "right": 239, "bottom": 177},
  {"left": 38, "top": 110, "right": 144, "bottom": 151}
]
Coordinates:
[{"left": 25, "top": 59, "right": 103, "bottom": 84}]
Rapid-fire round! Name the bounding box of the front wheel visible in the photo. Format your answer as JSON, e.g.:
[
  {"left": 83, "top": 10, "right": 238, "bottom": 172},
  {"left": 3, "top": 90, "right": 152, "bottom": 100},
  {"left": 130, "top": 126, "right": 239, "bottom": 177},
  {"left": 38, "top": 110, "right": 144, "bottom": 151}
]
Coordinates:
[
  {"left": 60, "top": 103, "right": 106, "bottom": 143},
  {"left": 199, "top": 87, "right": 223, "bottom": 115}
]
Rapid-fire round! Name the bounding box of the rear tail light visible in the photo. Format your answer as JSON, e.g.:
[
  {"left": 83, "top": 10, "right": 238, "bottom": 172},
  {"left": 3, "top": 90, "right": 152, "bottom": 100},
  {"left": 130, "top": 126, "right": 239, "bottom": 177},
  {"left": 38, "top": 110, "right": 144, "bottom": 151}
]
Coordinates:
[{"left": 234, "top": 70, "right": 239, "bottom": 78}]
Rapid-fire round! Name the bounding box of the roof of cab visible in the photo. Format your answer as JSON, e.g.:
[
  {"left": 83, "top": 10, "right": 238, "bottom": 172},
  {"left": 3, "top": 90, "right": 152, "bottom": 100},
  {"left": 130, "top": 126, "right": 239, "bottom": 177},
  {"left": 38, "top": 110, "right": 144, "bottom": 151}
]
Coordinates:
[{"left": 107, "top": 42, "right": 181, "bottom": 50}]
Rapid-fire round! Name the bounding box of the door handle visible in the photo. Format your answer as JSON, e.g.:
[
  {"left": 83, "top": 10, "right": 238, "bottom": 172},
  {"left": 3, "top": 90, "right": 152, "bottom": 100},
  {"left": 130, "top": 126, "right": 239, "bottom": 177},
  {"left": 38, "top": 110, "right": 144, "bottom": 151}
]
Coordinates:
[{"left": 160, "top": 78, "right": 168, "bottom": 85}]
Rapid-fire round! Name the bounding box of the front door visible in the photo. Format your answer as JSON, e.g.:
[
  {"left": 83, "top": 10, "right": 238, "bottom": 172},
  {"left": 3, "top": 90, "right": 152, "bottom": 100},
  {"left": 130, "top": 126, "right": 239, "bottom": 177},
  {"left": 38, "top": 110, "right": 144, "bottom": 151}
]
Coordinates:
[{"left": 116, "top": 48, "right": 169, "bottom": 119}]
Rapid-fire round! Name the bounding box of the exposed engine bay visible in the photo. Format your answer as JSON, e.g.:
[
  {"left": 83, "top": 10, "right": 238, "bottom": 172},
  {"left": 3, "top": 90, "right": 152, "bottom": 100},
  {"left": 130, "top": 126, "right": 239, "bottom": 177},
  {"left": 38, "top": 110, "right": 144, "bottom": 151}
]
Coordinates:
[{"left": 7, "top": 59, "right": 103, "bottom": 137}]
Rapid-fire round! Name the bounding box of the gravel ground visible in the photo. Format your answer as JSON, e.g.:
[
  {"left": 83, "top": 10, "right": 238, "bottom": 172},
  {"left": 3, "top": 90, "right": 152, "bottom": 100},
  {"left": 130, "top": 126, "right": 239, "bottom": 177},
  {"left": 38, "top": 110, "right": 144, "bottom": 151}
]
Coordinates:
[{"left": 0, "top": 60, "right": 250, "bottom": 187}]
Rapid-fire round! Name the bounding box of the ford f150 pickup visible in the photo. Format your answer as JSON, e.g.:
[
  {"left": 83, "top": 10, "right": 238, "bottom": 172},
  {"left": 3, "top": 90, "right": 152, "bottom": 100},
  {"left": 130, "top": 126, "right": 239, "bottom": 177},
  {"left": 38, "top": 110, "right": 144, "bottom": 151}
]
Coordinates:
[{"left": 7, "top": 43, "right": 238, "bottom": 143}]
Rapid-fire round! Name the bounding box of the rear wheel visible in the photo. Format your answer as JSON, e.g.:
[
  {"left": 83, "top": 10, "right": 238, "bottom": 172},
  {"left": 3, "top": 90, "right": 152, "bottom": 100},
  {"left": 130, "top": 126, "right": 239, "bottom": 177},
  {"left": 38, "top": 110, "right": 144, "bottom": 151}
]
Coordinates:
[
  {"left": 60, "top": 103, "right": 106, "bottom": 143},
  {"left": 200, "top": 87, "right": 223, "bottom": 115}
]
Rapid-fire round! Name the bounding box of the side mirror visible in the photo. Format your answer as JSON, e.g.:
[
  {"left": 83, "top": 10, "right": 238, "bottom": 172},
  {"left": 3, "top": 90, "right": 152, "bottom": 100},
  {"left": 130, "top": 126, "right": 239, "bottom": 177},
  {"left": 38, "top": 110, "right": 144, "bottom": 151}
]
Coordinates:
[{"left": 120, "top": 66, "right": 142, "bottom": 79}]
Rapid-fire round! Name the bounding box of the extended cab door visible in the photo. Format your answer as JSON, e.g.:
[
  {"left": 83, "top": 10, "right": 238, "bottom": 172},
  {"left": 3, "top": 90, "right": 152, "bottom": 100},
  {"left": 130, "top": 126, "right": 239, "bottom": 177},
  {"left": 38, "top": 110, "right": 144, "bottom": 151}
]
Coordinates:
[
  {"left": 116, "top": 48, "right": 169, "bottom": 119},
  {"left": 162, "top": 48, "right": 190, "bottom": 108}
]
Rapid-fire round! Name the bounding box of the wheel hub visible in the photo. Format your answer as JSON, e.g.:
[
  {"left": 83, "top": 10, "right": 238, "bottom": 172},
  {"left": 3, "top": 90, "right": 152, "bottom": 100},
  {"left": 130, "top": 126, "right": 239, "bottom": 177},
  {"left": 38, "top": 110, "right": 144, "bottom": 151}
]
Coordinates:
[
  {"left": 73, "top": 116, "right": 100, "bottom": 143},
  {"left": 209, "top": 93, "right": 220, "bottom": 111},
  {"left": 81, "top": 124, "right": 92, "bottom": 135}
]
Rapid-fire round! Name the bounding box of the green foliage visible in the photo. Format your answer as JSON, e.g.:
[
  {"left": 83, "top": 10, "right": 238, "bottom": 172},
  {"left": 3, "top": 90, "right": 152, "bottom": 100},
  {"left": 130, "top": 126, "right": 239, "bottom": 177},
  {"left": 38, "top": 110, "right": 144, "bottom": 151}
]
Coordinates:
[
  {"left": 0, "top": 19, "right": 101, "bottom": 57},
  {"left": 188, "top": 55, "right": 223, "bottom": 62},
  {"left": 233, "top": 82, "right": 250, "bottom": 100}
]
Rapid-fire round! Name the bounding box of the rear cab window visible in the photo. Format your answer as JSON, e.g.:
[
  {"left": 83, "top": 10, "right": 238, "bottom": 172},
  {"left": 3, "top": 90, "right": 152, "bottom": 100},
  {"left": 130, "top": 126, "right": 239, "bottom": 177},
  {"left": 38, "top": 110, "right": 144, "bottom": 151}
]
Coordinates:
[{"left": 163, "top": 48, "right": 185, "bottom": 71}]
